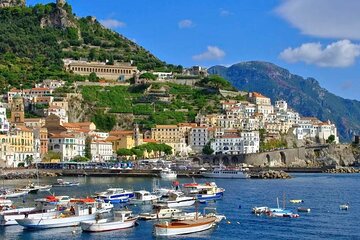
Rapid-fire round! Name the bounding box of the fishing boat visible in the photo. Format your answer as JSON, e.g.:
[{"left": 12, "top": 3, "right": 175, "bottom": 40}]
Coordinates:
[
  {"left": 289, "top": 199, "right": 304, "bottom": 204},
  {"left": 182, "top": 182, "right": 225, "bottom": 202},
  {"left": 53, "top": 179, "right": 80, "bottom": 187},
  {"left": 0, "top": 188, "right": 29, "bottom": 198},
  {"left": 159, "top": 168, "right": 177, "bottom": 179},
  {"left": 0, "top": 198, "right": 12, "bottom": 208},
  {"left": 18, "top": 182, "right": 40, "bottom": 194},
  {"left": 154, "top": 192, "right": 195, "bottom": 208},
  {"left": 252, "top": 206, "right": 269, "bottom": 214},
  {"left": 153, "top": 207, "right": 224, "bottom": 236},
  {"left": 96, "top": 188, "right": 134, "bottom": 204},
  {"left": 202, "top": 166, "right": 249, "bottom": 179},
  {"left": 130, "top": 190, "right": 159, "bottom": 205},
  {"left": 16, "top": 198, "right": 112, "bottom": 229},
  {"left": 152, "top": 180, "right": 178, "bottom": 198},
  {"left": 265, "top": 197, "right": 299, "bottom": 218},
  {"left": 139, "top": 207, "right": 198, "bottom": 220},
  {"left": 80, "top": 210, "right": 138, "bottom": 232},
  {"left": 0, "top": 198, "right": 59, "bottom": 226}
]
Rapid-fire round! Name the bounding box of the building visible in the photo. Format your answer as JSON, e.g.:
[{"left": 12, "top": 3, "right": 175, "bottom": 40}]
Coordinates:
[
  {"left": 47, "top": 106, "right": 68, "bottom": 124},
  {"left": 9, "top": 126, "right": 36, "bottom": 167},
  {"left": 248, "top": 92, "right": 271, "bottom": 105},
  {"left": 188, "top": 127, "right": 209, "bottom": 152},
  {"left": 10, "top": 95, "right": 25, "bottom": 126},
  {"left": 64, "top": 59, "right": 138, "bottom": 81},
  {"left": 210, "top": 131, "right": 259, "bottom": 155},
  {"left": 90, "top": 140, "right": 114, "bottom": 162},
  {"left": 107, "top": 130, "right": 136, "bottom": 151},
  {"left": 24, "top": 118, "right": 45, "bottom": 129},
  {"left": 48, "top": 132, "right": 86, "bottom": 162},
  {"left": 35, "top": 79, "right": 65, "bottom": 90},
  {"left": 0, "top": 107, "right": 10, "bottom": 133},
  {"left": 33, "top": 127, "right": 48, "bottom": 157},
  {"left": 151, "top": 125, "right": 189, "bottom": 156}
]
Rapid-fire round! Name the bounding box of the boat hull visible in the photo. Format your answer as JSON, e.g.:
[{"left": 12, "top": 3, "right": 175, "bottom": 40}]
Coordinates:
[
  {"left": 202, "top": 171, "right": 248, "bottom": 179},
  {"left": 156, "top": 199, "right": 195, "bottom": 208},
  {"left": 16, "top": 214, "right": 97, "bottom": 229},
  {"left": 80, "top": 218, "right": 137, "bottom": 232},
  {"left": 0, "top": 209, "right": 57, "bottom": 226},
  {"left": 154, "top": 219, "right": 216, "bottom": 236},
  {"left": 196, "top": 192, "right": 223, "bottom": 202}
]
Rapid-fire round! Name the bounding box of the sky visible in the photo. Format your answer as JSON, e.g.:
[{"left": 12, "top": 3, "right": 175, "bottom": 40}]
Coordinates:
[{"left": 27, "top": 0, "right": 360, "bottom": 101}]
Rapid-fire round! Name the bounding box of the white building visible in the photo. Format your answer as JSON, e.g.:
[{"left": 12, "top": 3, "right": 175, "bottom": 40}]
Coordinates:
[
  {"left": 0, "top": 107, "right": 10, "bottom": 133},
  {"left": 47, "top": 106, "right": 68, "bottom": 124},
  {"left": 91, "top": 140, "right": 113, "bottom": 162},
  {"left": 48, "top": 132, "right": 85, "bottom": 161},
  {"left": 188, "top": 127, "right": 209, "bottom": 152},
  {"left": 210, "top": 131, "right": 259, "bottom": 155},
  {"left": 152, "top": 72, "right": 174, "bottom": 80},
  {"left": 35, "top": 79, "right": 65, "bottom": 90},
  {"left": 294, "top": 118, "right": 339, "bottom": 143}
]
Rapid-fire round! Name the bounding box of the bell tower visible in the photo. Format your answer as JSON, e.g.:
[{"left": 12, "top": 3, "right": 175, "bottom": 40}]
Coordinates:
[{"left": 10, "top": 94, "right": 25, "bottom": 126}]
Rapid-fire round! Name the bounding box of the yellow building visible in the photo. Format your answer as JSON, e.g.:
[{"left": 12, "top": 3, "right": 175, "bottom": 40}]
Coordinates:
[{"left": 106, "top": 130, "right": 136, "bottom": 151}]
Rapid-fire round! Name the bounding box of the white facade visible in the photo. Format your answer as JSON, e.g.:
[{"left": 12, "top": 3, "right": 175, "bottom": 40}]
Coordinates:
[
  {"left": 0, "top": 107, "right": 10, "bottom": 133},
  {"left": 210, "top": 131, "right": 259, "bottom": 155},
  {"left": 188, "top": 127, "right": 209, "bottom": 151},
  {"left": 275, "top": 100, "right": 288, "bottom": 112},
  {"left": 47, "top": 106, "right": 68, "bottom": 124},
  {"left": 91, "top": 140, "right": 113, "bottom": 162},
  {"left": 48, "top": 133, "right": 85, "bottom": 161}
]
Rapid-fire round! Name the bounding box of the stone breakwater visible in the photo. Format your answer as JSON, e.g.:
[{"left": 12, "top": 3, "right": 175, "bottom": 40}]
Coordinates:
[
  {"left": 0, "top": 169, "right": 59, "bottom": 180},
  {"left": 250, "top": 170, "right": 291, "bottom": 179},
  {"left": 323, "top": 167, "right": 360, "bottom": 174}
]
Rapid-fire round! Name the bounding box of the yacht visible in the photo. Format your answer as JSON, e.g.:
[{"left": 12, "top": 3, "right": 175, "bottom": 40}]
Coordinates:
[
  {"left": 130, "top": 190, "right": 159, "bottom": 205},
  {"left": 159, "top": 168, "right": 177, "bottom": 179},
  {"left": 96, "top": 188, "right": 134, "bottom": 204},
  {"left": 202, "top": 167, "right": 249, "bottom": 179},
  {"left": 182, "top": 182, "right": 225, "bottom": 202}
]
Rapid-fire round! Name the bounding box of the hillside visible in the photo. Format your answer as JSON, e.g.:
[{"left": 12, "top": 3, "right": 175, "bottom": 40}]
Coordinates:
[
  {"left": 0, "top": 2, "right": 178, "bottom": 92},
  {"left": 208, "top": 61, "right": 360, "bottom": 142}
]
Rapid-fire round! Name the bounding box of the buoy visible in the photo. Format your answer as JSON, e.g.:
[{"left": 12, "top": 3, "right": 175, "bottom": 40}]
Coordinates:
[
  {"left": 227, "top": 221, "right": 231, "bottom": 224},
  {"left": 236, "top": 222, "right": 240, "bottom": 224},
  {"left": 72, "top": 230, "right": 76, "bottom": 234}
]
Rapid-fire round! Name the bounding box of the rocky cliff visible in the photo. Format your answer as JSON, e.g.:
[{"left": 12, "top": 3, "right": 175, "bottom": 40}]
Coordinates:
[
  {"left": 0, "top": 0, "right": 25, "bottom": 8},
  {"left": 40, "top": 2, "right": 77, "bottom": 29}
]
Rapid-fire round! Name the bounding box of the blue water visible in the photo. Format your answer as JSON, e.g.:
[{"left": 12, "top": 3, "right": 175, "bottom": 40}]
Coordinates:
[{"left": 1, "top": 174, "right": 359, "bottom": 240}]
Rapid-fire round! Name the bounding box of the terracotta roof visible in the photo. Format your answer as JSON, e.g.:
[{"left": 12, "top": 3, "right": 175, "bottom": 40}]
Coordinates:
[
  {"left": 16, "top": 126, "right": 32, "bottom": 132},
  {"left": 252, "top": 92, "right": 268, "bottom": 98},
  {"left": 109, "top": 130, "right": 133, "bottom": 136},
  {"left": 32, "top": 87, "right": 51, "bottom": 91},
  {"left": 178, "top": 123, "right": 197, "bottom": 127},
  {"left": 49, "top": 132, "right": 76, "bottom": 138},
  {"left": 154, "top": 125, "right": 178, "bottom": 129},
  {"left": 143, "top": 139, "right": 157, "bottom": 143},
  {"left": 105, "top": 136, "right": 120, "bottom": 141}
]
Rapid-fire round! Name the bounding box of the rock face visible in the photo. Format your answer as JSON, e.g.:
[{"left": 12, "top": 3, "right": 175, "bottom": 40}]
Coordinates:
[
  {"left": 40, "top": 3, "right": 77, "bottom": 29},
  {"left": 305, "top": 144, "right": 356, "bottom": 167},
  {"left": 0, "top": 0, "right": 25, "bottom": 8}
]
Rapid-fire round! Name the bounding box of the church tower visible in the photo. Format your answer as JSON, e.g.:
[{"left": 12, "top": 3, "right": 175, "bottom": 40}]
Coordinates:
[{"left": 10, "top": 94, "right": 25, "bottom": 126}]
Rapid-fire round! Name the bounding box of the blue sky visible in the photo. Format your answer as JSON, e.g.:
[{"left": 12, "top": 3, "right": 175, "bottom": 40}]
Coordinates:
[{"left": 27, "top": 0, "right": 360, "bottom": 100}]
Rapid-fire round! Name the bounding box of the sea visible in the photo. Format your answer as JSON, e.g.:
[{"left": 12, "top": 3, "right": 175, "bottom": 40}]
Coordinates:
[{"left": 0, "top": 173, "right": 359, "bottom": 240}]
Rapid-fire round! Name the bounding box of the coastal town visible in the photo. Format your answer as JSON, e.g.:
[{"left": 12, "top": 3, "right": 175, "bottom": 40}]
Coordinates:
[{"left": 0, "top": 59, "right": 339, "bottom": 168}]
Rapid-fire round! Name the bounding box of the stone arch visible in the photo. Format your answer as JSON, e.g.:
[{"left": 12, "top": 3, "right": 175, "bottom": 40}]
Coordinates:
[
  {"left": 222, "top": 156, "right": 230, "bottom": 166},
  {"left": 231, "top": 156, "right": 239, "bottom": 164},
  {"left": 213, "top": 157, "right": 220, "bottom": 165},
  {"left": 280, "top": 151, "right": 286, "bottom": 165},
  {"left": 266, "top": 154, "right": 271, "bottom": 165},
  {"left": 192, "top": 157, "right": 202, "bottom": 165}
]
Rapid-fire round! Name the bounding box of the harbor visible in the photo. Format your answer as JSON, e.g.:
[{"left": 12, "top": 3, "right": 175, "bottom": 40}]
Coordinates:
[{"left": 0, "top": 173, "right": 359, "bottom": 239}]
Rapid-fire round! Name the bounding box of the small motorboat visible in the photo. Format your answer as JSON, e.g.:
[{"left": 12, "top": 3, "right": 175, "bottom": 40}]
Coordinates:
[
  {"left": 252, "top": 206, "right": 269, "bottom": 214},
  {"left": 289, "top": 199, "right": 304, "bottom": 204},
  {"left": 154, "top": 192, "right": 195, "bottom": 208},
  {"left": 266, "top": 208, "right": 299, "bottom": 218},
  {"left": 139, "top": 207, "right": 197, "bottom": 220},
  {"left": 159, "top": 168, "right": 177, "bottom": 179},
  {"left": 182, "top": 182, "right": 225, "bottom": 202},
  {"left": 96, "top": 188, "right": 134, "bottom": 204},
  {"left": 0, "top": 189, "right": 29, "bottom": 198},
  {"left": 53, "top": 179, "right": 80, "bottom": 187},
  {"left": 339, "top": 204, "right": 349, "bottom": 210},
  {"left": 80, "top": 210, "right": 138, "bottom": 232},
  {"left": 297, "top": 207, "right": 311, "bottom": 213},
  {"left": 130, "top": 190, "right": 159, "bottom": 205},
  {"left": 0, "top": 198, "right": 13, "bottom": 207},
  {"left": 37, "top": 185, "right": 53, "bottom": 192}
]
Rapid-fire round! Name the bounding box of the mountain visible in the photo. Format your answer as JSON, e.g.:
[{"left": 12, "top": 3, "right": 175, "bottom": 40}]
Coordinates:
[
  {"left": 0, "top": 1, "right": 178, "bottom": 91},
  {"left": 208, "top": 61, "right": 360, "bottom": 142}
]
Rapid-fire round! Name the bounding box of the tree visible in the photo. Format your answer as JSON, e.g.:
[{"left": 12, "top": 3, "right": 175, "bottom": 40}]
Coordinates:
[
  {"left": 327, "top": 135, "right": 336, "bottom": 144},
  {"left": 71, "top": 155, "right": 89, "bottom": 162},
  {"left": 116, "top": 148, "right": 133, "bottom": 157},
  {"left": 84, "top": 136, "right": 92, "bottom": 160},
  {"left": 202, "top": 143, "right": 214, "bottom": 155},
  {"left": 89, "top": 72, "right": 98, "bottom": 82},
  {"left": 25, "top": 156, "right": 34, "bottom": 166},
  {"left": 42, "top": 151, "right": 62, "bottom": 162},
  {"left": 139, "top": 72, "right": 157, "bottom": 80}
]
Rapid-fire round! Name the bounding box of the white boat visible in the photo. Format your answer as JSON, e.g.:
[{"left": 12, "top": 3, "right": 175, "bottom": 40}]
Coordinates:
[
  {"left": 0, "top": 189, "right": 29, "bottom": 198},
  {"left": 18, "top": 183, "right": 41, "bottom": 194},
  {"left": 139, "top": 207, "right": 198, "bottom": 220},
  {"left": 53, "top": 179, "right": 80, "bottom": 187},
  {"left": 152, "top": 179, "right": 178, "bottom": 198},
  {"left": 182, "top": 182, "right": 225, "bottom": 202},
  {"left": 0, "top": 198, "right": 59, "bottom": 226},
  {"left": 37, "top": 185, "right": 53, "bottom": 192},
  {"left": 340, "top": 204, "right": 349, "bottom": 210},
  {"left": 130, "top": 190, "right": 159, "bottom": 205},
  {"left": 154, "top": 192, "right": 195, "bottom": 208},
  {"left": 153, "top": 208, "right": 224, "bottom": 237},
  {"left": 80, "top": 210, "right": 137, "bottom": 232},
  {"left": 159, "top": 168, "right": 177, "bottom": 179},
  {"left": 96, "top": 188, "right": 134, "bottom": 204},
  {"left": 202, "top": 167, "right": 249, "bottom": 179},
  {"left": 16, "top": 198, "right": 112, "bottom": 229}
]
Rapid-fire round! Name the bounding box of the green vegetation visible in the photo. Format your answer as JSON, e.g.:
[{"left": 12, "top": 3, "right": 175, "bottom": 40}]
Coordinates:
[
  {"left": 42, "top": 151, "right": 62, "bottom": 162},
  {"left": 0, "top": 3, "right": 176, "bottom": 92},
  {"left": 117, "top": 143, "right": 173, "bottom": 159},
  {"left": 139, "top": 72, "right": 157, "bottom": 80},
  {"left": 326, "top": 135, "right": 335, "bottom": 144},
  {"left": 202, "top": 143, "right": 214, "bottom": 155},
  {"left": 260, "top": 138, "right": 287, "bottom": 152},
  {"left": 91, "top": 112, "right": 116, "bottom": 132},
  {"left": 196, "top": 75, "right": 236, "bottom": 91},
  {"left": 71, "top": 155, "right": 90, "bottom": 162},
  {"left": 84, "top": 136, "right": 92, "bottom": 160}
]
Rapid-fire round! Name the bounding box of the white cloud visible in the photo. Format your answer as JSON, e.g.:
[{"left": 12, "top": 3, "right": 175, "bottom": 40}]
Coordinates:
[
  {"left": 279, "top": 40, "right": 360, "bottom": 67},
  {"left": 220, "top": 9, "right": 232, "bottom": 17},
  {"left": 193, "top": 46, "right": 226, "bottom": 61},
  {"left": 178, "top": 19, "right": 194, "bottom": 29},
  {"left": 276, "top": 0, "right": 360, "bottom": 39},
  {"left": 100, "top": 19, "right": 126, "bottom": 29}
]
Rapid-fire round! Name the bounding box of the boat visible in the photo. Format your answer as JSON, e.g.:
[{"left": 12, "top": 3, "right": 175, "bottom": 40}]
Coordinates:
[
  {"left": 18, "top": 182, "right": 41, "bottom": 194},
  {"left": 0, "top": 198, "right": 59, "bottom": 226},
  {"left": 153, "top": 207, "right": 224, "bottom": 236},
  {"left": 154, "top": 192, "right": 195, "bottom": 208},
  {"left": 130, "top": 190, "right": 159, "bottom": 205},
  {"left": 182, "top": 182, "right": 225, "bottom": 202},
  {"left": 340, "top": 204, "right": 349, "bottom": 210},
  {"left": 37, "top": 185, "right": 53, "bottom": 192},
  {"left": 290, "top": 199, "right": 304, "bottom": 204},
  {"left": 0, "top": 198, "right": 13, "bottom": 208},
  {"left": 0, "top": 189, "right": 29, "bottom": 198},
  {"left": 159, "top": 168, "right": 177, "bottom": 179},
  {"left": 96, "top": 188, "right": 134, "bottom": 204},
  {"left": 202, "top": 166, "right": 249, "bottom": 179},
  {"left": 80, "top": 210, "right": 138, "bottom": 232},
  {"left": 252, "top": 206, "right": 269, "bottom": 214},
  {"left": 139, "top": 207, "right": 197, "bottom": 220},
  {"left": 53, "top": 179, "right": 80, "bottom": 187},
  {"left": 265, "top": 197, "right": 299, "bottom": 218},
  {"left": 297, "top": 207, "right": 311, "bottom": 213},
  {"left": 16, "top": 198, "right": 113, "bottom": 229},
  {"left": 152, "top": 179, "right": 178, "bottom": 198}
]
